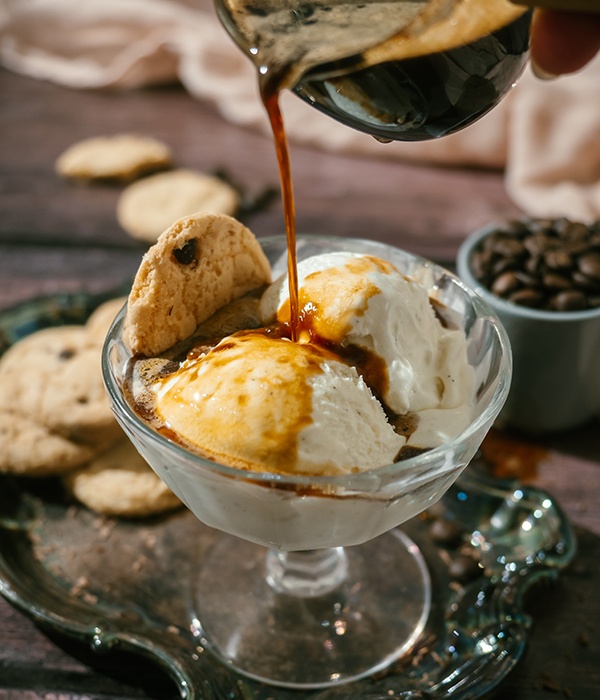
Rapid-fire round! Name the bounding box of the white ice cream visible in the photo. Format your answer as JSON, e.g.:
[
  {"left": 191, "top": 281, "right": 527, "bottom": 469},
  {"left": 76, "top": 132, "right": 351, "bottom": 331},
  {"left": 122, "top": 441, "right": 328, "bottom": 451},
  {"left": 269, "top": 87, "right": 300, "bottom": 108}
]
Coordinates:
[
  {"left": 153, "top": 332, "right": 404, "bottom": 475},
  {"left": 149, "top": 252, "right": 475, "bottom": 477},
  {"left": 260, "top": 252, "right": 475, "bottom": 447}
]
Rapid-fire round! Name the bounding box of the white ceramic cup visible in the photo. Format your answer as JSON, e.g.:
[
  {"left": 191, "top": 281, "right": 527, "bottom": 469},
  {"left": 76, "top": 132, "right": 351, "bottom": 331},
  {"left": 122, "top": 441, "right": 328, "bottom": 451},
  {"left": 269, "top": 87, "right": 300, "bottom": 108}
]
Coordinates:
[{"left": 457, "top": 225, "right": 600, "bottom": 435}]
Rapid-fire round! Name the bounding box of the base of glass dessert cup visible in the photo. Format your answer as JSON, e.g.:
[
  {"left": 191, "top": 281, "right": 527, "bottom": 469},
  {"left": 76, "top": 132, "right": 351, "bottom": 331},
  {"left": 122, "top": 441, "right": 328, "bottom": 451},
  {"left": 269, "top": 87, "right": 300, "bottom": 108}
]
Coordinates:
[{"left": 190, "top": 528, "right": 431, "bottom": 689}]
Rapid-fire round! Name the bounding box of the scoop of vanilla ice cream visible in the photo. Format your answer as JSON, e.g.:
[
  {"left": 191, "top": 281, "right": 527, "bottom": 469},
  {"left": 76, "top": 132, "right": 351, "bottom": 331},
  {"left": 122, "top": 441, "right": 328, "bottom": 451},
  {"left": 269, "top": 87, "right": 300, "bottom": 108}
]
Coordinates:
[
  {"left": 260, "top": 252, "right": 475, "bottom": 426},
  {"left": 153, "top": 332, "right": 404, "bottom": 475}
]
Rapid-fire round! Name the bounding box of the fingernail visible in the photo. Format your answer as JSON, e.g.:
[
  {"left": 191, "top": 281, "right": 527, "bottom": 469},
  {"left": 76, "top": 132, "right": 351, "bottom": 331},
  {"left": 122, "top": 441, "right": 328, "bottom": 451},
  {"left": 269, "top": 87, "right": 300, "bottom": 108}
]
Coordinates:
[{"left": 531, "top": 59, "right": 558, "bottom": 81}]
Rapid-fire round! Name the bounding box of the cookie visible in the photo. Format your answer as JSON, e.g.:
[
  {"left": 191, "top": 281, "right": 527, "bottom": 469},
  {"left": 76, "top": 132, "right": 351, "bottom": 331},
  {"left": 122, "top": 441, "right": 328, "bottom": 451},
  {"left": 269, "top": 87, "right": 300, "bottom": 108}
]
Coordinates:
[
  {"left": 85, "top": 296, "right": 127, "bottom": 345},
  {"left": 0, "top": 326, "right": 119, "bottom": 444},
  {"left": 117, "top": 169, "right": 240, "bottom": 243},
  {"left": 125, "top": 212, "right": 271, "bottom": 357},
  {"left": 0, "top": 409, "right": 98, "bottom": 476},
  {"left": 63, "top": 439, "right": 181, "bottom": 518},
  {"left": 55, "top": 134, "right": 173, "bottom": 182}
]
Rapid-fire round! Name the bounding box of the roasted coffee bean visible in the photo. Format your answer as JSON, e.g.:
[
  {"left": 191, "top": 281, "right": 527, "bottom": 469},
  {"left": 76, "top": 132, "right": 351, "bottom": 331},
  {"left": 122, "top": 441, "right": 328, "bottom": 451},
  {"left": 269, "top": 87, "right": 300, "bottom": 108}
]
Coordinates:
[
  {"left": 551, "top": 290, "right": 588, "bottom": 311},
  {"left": 555, "top": 219, "right": 589, "bottom": 241},
  {"left": 524, "top": 233, "right": 553, "bottom": 256},
  {"left": 469, "top": 218, "right": 600, "bottom": 311},
  {"left": 514, "top": 271, "right": 541, "bottom": 288},
  {"left": 491, "top": 256, "right": 519, "bottom": 277},
  {"left": 563, "top": 238, "right": 591, "bottom": 256},
  {"left": 543, "top": 273, "right": 571, "bottom": 291},
  {"left": 528, "top": 218, "right": 554, "bottom": 235},
  {"left": 492, "top": 236, "right": 526, "bottom": 258},
  {"left": 524, "top": 254, "right": 544, "bottom": 275},
  {"left": 491, "top": 271, "right": 520, "bottom": 297},
  {"left": 501, "top": 219, "right": 530, "bottom": 237},
  {"left": 509, "top": 288, "right": 546, "bottom": 308},
  {"left": 573, "top": 271, "right": 600, "bottom": 292},
  {"left": 544, "top": 249, "right": 572, "bottom": 270},
  {"left": 578, "top": 252, "right": 600, "bottom": 280},
  {"left": 551, "top": 289, "right": 587, "bottom": 311}
]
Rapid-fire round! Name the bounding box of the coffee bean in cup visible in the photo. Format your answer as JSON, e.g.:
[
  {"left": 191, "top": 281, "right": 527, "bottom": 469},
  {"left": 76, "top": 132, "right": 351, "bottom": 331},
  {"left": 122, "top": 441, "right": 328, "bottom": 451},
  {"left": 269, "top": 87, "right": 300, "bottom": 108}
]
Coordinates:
[{"left": 469, "top": 218, "right": 600, "bottom": 311}]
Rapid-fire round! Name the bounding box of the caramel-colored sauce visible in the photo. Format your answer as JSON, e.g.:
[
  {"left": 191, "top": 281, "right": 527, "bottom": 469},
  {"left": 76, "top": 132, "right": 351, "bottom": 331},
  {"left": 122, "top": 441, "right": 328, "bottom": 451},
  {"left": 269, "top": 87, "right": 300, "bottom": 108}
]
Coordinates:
[
  {"left": 129, "top": 319, "right": 426, "bottom": 472},
  {"left": 273, "top": 255, "right": 396, "bottom": 402},
  {"left": 153, "top": 330, "right": 349, "bottom": 472},
  {"left": 278, "top": 255, "right": 395, "bottom": 341}
]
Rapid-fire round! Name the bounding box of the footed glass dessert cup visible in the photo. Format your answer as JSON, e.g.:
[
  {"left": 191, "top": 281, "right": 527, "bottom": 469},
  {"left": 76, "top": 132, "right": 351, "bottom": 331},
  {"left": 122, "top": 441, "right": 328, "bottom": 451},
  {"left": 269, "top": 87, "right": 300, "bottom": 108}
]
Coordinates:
[{"left": 103, "top": 235, "right": 512, "bottom": 689}]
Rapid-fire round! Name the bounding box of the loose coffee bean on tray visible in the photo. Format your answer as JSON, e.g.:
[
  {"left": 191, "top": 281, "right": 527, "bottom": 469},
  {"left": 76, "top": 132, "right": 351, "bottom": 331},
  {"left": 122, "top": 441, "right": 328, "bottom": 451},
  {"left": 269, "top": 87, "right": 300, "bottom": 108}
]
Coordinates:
[{"left": 469, "top": 218, "right": 600, "bottom": 311}]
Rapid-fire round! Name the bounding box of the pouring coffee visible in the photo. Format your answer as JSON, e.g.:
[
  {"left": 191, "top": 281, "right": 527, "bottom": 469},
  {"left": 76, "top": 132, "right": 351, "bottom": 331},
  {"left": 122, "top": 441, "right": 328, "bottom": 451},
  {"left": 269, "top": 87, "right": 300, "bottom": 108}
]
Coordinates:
[{"left": 215, "top": 0, "right": 531, "bottom": 142}]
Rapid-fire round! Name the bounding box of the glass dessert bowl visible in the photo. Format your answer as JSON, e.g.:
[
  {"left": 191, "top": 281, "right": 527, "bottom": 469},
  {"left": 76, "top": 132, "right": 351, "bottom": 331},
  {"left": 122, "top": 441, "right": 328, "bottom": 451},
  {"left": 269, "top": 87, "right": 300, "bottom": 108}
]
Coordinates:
[{"left": 103, "top": 235, "right": 511, "bottom": 689}]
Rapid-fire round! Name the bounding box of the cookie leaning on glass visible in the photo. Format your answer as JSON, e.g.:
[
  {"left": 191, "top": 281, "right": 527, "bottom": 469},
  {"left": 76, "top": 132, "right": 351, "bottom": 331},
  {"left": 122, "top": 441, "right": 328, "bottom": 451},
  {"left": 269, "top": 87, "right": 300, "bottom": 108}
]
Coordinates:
[{"left": 124, "top": 212, "right": 271, "bottom": 357}]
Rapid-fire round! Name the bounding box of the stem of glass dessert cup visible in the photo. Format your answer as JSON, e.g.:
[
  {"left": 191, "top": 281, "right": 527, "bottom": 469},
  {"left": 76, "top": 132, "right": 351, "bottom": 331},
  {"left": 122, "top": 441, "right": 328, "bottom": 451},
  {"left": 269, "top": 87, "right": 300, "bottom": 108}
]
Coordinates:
[{"left": 265, "top": 547, "right": 349, "bottom": 597}]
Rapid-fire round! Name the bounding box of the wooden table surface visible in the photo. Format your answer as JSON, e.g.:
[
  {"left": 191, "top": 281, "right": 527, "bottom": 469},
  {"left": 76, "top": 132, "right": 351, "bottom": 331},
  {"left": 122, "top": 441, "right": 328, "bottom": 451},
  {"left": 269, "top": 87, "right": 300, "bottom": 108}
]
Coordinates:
[{"left": 0, "top": 67, "right": 598, "bottom": 700}]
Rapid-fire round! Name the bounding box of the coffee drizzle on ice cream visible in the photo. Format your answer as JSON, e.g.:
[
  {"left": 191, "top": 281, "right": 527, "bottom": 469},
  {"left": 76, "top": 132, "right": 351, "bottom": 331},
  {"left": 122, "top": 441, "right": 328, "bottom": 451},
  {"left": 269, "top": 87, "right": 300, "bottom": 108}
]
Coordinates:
[
  {"left": 125, "top": 260, "right": 464, "bottom": 470},
  {"left": 126, "top": 334, "right": 422, "bottom": 470}
]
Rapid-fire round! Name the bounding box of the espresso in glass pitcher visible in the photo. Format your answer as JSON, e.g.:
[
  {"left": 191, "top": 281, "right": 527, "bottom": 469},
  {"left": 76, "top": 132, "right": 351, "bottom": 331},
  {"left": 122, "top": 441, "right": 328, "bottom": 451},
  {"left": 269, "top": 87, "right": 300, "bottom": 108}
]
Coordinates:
[{"left": 215, "top": 0, "right": 531, "bottom": 141}]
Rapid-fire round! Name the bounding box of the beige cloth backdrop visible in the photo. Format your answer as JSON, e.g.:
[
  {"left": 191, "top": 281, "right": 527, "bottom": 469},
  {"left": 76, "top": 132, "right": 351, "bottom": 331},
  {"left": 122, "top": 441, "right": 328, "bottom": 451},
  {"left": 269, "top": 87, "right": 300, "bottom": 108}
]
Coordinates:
[{"left": 1, "top": 0, "right": 599, "bottom": 221}]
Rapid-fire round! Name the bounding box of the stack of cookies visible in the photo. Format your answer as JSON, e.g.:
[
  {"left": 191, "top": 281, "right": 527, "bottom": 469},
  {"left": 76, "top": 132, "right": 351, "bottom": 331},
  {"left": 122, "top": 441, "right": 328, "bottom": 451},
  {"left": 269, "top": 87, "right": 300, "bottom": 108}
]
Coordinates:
[{"left": 0, "top": 297, "right": 181, "bottom": 518}]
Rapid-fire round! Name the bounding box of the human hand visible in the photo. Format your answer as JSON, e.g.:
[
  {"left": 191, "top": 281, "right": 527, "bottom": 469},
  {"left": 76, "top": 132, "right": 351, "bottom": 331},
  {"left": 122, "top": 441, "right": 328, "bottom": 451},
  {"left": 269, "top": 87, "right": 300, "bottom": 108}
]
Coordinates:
[{"left": 530, "top": 9, "right": 600, "bottom": 77}]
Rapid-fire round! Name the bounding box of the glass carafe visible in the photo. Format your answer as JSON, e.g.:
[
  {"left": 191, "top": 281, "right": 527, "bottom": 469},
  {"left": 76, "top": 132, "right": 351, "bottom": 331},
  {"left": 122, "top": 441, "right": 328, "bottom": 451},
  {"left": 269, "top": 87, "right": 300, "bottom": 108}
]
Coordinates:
[{"left": 215, "top": 0, "right": 531, "bottom": 141}]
